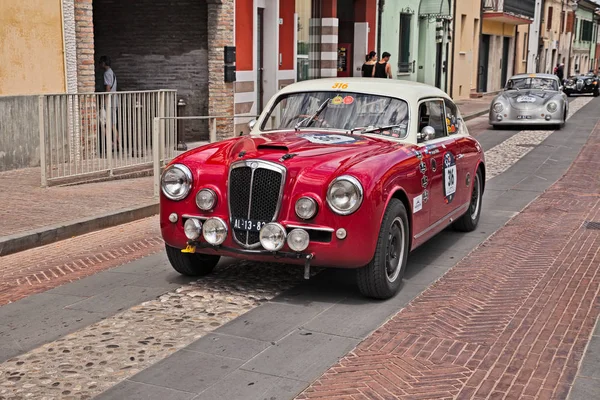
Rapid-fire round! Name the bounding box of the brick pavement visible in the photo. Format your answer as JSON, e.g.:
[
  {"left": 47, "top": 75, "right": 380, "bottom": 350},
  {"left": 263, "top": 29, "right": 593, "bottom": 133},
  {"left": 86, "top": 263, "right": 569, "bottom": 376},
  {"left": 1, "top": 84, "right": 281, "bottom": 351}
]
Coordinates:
[
  {"left": 297, "top": 121, "right": 600, "bottom": 398},
  {"left": 0, "top": 167, "right": 155, "bottom": 238},
  {"left": 0, "top": 216, "right": 162, "bottom": 306}
]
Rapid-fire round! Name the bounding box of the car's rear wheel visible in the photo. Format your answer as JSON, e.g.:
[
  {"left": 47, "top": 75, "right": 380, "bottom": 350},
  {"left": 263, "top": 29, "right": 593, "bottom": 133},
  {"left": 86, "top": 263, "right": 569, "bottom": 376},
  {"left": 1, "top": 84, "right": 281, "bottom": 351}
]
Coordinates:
[
  {"left": 165, "top": 244, "right": 220, "bottom": 276},
  {"left": 454, "top": 169, "right": 483, "bottom": 232},
  {"left": 357, "top": 199, "right": 409, "bottom": 300}
]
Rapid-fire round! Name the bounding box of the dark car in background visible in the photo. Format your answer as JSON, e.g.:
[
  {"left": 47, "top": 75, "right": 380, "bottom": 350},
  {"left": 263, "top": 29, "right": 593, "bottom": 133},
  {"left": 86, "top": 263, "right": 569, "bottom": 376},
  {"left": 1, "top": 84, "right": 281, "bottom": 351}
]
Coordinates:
[{"left": 563, "top": 73, "right": 600, "bottom": 97}]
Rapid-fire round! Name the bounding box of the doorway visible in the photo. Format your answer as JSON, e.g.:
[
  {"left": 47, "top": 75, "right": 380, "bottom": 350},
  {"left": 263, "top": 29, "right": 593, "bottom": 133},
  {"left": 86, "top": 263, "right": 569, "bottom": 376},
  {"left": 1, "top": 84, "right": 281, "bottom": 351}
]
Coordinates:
[
  {"left": 478, "top": 35, "right": 490, "bottom": 92},
  {"left": 501, "top": 37, "right": 510, "bottom": 88},
  {"left": 257, "top": 8, "right": 265, "bottom": 113},
  {"left": 435, "top": 42, "right": 443, "bottom": 89}
]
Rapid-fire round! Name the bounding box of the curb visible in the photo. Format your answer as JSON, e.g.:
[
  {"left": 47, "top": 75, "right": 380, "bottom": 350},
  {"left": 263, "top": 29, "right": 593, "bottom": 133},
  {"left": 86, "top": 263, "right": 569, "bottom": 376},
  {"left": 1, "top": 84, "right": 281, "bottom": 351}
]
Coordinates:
[
  {"left": 463, "top": 108, "right": 489, "bottom": 122},
  {"left": 0, "top": 203, "right": 159, "bottom": 257}
]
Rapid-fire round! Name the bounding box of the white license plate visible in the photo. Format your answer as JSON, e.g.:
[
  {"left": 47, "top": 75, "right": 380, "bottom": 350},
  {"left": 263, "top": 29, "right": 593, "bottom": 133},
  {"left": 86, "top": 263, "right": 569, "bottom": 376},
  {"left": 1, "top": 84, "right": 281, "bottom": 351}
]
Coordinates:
[
  {"left": 232, "top": 218, "right": 267, "bottom": 232},
  {"left": 517, "top": 115, "right": 532, "bottom": 120}
]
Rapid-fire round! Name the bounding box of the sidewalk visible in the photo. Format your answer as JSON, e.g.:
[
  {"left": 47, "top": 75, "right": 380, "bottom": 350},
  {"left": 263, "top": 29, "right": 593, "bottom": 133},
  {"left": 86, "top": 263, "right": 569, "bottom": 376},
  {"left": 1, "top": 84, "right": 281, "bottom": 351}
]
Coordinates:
[
  {"left": 297, "top": 117, "right": 600, "bottom": 398},
  {"left": 0, "top": 97, "right": 492, "bottom": 257}
]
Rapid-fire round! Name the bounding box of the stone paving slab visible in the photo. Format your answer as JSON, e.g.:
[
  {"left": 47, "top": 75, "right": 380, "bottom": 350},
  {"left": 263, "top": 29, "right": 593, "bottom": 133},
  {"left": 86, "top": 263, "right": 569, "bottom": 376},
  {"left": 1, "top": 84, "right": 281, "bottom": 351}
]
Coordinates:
[{"left": 297, "top": 102, "right": 600, "bottom": 400}]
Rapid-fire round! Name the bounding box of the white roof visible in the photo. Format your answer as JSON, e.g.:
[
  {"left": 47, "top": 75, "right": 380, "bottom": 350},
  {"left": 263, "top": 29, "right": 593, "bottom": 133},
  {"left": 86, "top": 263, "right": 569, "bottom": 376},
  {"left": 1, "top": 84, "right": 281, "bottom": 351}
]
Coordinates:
[{"left": 276, "top": 77, "right": 451, "bottom": 101}]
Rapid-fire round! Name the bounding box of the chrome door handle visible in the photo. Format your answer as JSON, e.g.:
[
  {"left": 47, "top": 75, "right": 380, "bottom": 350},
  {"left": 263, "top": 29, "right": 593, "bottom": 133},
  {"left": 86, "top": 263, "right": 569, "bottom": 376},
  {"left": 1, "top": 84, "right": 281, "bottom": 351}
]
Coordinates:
[{"left": 456, "top": 154, "right": 464, "bottom": 159}]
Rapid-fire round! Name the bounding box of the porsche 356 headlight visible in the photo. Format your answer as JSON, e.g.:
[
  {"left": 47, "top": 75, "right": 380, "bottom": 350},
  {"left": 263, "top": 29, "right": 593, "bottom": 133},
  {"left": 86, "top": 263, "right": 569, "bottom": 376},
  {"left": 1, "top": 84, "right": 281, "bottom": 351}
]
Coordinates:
[
  {"left": 161, "top": 164, "right": 193, "bottom": 201},
  {"left": 327, "top": 175, "right": 363, "bottom": 215},
  {"left": 547, "top": 102, "right": 558, "bottom": 113},
  {"left": 493, "top": 102, "right": 504, "bottom": 113}
]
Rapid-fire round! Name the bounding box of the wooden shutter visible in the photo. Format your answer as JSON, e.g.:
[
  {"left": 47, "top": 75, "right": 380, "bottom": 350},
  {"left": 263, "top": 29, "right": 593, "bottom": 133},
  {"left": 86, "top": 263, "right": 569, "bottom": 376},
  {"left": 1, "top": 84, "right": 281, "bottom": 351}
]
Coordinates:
[{"left": 547, "top": 7, "right": 553, "bottom": 31}]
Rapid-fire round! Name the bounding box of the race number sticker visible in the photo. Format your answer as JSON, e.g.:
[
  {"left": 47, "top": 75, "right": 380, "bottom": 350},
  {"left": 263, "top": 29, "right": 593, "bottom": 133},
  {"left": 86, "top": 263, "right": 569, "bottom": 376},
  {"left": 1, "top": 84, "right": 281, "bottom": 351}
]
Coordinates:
[
  {"left": 301, "top": 134, "right": 359, "bottom": 145},
  {"left": 443, "top": 152, "right": 457, "bottom": 204}
]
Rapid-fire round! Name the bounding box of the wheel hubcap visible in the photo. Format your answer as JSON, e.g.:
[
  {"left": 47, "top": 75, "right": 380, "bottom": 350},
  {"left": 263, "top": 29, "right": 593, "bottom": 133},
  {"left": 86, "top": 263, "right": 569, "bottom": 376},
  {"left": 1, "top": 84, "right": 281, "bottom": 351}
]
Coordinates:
[
  {"left": 470, "top": 174, "right": 481, "bottom": 221},
  {"left": 386, "top": 217, "right": 405, "bottom": 282}
]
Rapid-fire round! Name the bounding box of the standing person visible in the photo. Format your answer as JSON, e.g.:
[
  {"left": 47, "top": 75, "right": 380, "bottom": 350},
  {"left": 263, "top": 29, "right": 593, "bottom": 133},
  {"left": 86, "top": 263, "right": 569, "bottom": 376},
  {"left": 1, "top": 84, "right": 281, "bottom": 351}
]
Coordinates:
[
  {"left": 98, "top": 55, "right": 120, "bottom": 152},
  {"left": 556, "top": 63, "right": 565, "bottom": 82},
  {"left": 361, "top": 51, "right": 377, "bottom": 77},
  {"left": 374, "top": 52, "right": 392, "bottom": 79}
]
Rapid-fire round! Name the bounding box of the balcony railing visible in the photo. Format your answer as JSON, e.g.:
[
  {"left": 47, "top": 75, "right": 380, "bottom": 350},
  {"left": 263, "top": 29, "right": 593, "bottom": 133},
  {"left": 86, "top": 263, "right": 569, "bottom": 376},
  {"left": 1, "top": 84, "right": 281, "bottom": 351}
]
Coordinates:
[{"left": 483, "top": 0, "right": 535, "bottom": 20}]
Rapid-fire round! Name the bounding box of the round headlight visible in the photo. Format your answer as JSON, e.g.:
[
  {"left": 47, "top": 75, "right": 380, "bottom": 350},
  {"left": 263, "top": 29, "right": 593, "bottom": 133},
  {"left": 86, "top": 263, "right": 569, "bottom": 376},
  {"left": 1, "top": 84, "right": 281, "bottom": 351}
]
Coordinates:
[
  {"left": 161, "top": 164, "right": 192, "bottom": 201},
  {"left": 493, "top": 102, "right": 504, "bottom": 113},
  {"left": 287, "top": 229, "right": 310, "bottom": 252},
  {"left": 196, "top": 189, "right": 217, "bottom": 211},
  {"left": 327, "top": 176, "right": 363, "bottom": 215},
  {"left": 295, "top": 197, "right": 317, "bottom": 220},
  {"left": 202, "top": 218, "right": 227, "bottom": 245},
  {"left": 586, "top": 78, "right": 592, "bottom": 85},
  {"left": 547, "top": 102, "right": 558, "bottom": 113},
  {"left": 259, "top": 223, "right": 286, "bottom": 251},
  {"left": 184, "top": 218, "right": 202, "bottom": 240}
]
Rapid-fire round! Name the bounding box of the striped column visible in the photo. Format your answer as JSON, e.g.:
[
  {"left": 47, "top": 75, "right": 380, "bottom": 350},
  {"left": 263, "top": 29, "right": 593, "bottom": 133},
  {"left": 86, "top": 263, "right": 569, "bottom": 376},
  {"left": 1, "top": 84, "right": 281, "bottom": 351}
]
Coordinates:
[{"left": 320, "top": 18, "right": 338, "bottom": 78}]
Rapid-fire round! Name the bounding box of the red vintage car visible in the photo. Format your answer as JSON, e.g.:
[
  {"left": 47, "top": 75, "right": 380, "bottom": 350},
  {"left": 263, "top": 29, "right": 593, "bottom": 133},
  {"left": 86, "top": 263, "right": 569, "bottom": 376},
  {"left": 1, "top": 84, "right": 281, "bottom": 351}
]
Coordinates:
[{"left": 160, "top": 78, "right": 485, "bottom": 299}]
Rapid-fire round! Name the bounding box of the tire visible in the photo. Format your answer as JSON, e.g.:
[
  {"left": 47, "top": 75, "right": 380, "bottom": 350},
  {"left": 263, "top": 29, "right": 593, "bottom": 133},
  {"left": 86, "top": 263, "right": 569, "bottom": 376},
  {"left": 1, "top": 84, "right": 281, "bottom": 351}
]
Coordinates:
[
  {"left": 165, "top": 244, "right": 220, "bottom": 276},
  {"left": 594, "top": 89, "right": 599, "bottom": 97},
  {"left": 357, "top": 199, "right": 409, "bottom": 300},
  {"left": 454, "top": 169, "right": 483, "bottom": 232}
]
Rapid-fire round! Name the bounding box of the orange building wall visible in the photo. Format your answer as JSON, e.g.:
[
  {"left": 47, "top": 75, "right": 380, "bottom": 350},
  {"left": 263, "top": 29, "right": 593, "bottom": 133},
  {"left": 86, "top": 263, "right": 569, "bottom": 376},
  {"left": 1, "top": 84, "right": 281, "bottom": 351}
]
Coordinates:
[
  {"left": 279, "top": 0, "right": 295, "bottom": 70},
  {"left": 235, "top": 0, "right": 253, "bottom": 71}
]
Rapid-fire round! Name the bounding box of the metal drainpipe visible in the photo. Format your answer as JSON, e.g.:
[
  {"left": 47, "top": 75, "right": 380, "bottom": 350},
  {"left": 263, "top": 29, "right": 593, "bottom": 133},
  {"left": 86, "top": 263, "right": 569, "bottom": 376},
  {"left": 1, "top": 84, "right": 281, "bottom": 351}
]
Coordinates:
[
  {"left": 177, "top": 98, "right": 188, "bottom": 151},
  {"left": 449, "top": 0, "right": 457, "bottom": 97},
  {"left": 377, "top": 0, "right": 384, "bottom": 56}
]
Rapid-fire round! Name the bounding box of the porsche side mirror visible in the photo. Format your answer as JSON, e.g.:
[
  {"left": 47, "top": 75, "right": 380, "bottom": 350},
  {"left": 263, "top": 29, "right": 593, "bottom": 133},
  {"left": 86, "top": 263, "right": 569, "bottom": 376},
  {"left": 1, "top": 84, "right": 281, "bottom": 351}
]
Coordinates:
[
  {"left": 417, "top": 126, "right": 436, "bottom": 142},
  {"left": 247, "top": 119, "right": 257, "bottom": 131}
]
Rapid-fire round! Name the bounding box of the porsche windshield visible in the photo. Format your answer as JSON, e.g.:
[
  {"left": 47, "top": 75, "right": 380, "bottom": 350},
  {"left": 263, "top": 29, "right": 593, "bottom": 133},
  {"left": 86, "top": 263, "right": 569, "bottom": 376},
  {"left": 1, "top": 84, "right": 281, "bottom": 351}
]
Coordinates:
[
  {"left": 506, "top": 78, "right": 558, "bottom": 91},
  {"left": 261, "top": 91, "right": 410, "bottom": 138}
]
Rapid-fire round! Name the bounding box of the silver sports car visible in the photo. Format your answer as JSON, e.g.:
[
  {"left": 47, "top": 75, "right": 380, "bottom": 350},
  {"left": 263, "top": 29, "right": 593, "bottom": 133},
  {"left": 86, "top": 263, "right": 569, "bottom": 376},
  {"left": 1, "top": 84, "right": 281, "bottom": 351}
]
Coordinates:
[{"left": 489, "top": 73, "right": 568, "bottom": 129}]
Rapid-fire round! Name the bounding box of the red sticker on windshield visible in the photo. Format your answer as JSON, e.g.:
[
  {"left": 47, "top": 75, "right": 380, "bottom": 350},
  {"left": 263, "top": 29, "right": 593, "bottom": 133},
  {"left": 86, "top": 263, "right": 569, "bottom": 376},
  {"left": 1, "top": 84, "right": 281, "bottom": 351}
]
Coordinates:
[{"left": 343, "top": 96, "right": 354, "bottom": 105}]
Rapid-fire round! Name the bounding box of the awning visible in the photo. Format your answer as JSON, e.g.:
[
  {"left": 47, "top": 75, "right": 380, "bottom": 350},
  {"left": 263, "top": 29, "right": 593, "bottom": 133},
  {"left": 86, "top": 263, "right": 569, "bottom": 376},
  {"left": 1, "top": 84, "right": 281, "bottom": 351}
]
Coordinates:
[{"left": 419, "top": 0, "right": 451, "bottom": 18}]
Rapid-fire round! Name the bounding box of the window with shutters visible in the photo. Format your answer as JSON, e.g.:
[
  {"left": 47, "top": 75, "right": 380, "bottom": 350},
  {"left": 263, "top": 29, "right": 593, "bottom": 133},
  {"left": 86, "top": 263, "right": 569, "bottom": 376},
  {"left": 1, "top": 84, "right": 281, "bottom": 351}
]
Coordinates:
[
  {"left": 581, "top": 20, "right": 593, "bottom": 42},
  {"left": 398, "top": 13, "right": 412, "bottom": 73},
  {"left": 547, "top": 7, "right": 553, "bottom": 31}
]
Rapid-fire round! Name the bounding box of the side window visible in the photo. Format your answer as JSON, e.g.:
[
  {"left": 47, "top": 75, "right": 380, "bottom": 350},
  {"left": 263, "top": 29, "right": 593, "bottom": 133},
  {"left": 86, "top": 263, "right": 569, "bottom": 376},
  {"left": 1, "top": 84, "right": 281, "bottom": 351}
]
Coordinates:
[
  {"left": 418, "top": 100, "right": 446, "bottom": 140},
  {"left": 443, "top": 99, "right": 467, "bottom": 136}
]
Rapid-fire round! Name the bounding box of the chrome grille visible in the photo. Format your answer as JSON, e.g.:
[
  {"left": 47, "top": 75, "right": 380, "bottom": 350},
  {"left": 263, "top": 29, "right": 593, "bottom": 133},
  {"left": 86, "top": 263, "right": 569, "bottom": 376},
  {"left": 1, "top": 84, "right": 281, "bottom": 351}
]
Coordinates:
[
  {"left": 577, "top": 80, "right": 584, "bottom": 90},
  {"left": 228, "top": 160, "right": 285, "bottom": 248}
]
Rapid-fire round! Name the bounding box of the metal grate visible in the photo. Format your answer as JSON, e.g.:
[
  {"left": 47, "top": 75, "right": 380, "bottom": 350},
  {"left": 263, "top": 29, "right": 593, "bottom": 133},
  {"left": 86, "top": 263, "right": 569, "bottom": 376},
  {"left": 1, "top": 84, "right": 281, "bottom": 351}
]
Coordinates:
[
  {"left": 229, "top": 162, "right": 284, "bottom": 247},
  {"left": 584, "top": 221, "right": 600, "bottom": 230}
]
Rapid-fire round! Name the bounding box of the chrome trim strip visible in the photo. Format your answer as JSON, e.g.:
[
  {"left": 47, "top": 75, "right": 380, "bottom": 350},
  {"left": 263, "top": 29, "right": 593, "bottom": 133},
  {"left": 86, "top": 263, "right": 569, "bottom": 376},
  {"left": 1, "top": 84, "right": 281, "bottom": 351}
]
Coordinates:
[
  {"left": 228, "top": 159, "right": 287, "bottom": 249},
  {"left": 285, "top": 224, "right": 335, "bottom": 233},
  {"left": 182, "top": 214, "right": 209, "bottom": 221},
  {"left": 414, "top": 203, "right": 469, "bottom": 240}
]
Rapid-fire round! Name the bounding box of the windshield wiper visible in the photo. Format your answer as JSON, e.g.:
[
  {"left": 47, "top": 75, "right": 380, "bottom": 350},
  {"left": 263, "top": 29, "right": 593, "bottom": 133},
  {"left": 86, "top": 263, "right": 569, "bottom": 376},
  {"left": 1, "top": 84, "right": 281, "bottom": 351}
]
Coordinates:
[
  {"left": 351, "top": 124, "right": 402, "bottom": 135},
  {"left": 294, "top": 98, "right": 331, "bottom": 131}
]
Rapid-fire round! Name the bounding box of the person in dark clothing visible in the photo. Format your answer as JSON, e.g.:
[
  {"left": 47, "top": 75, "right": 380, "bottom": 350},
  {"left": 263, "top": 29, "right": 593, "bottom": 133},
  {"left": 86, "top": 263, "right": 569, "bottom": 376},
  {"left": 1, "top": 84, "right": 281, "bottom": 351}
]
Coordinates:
[
  {"left": 374, "top": 52, "right": 392, "bottom": 79},
  {"left": 361, "top": 51, "right": 377, "bottom": 77},
  {"left": 555, "top": 63, "right": 564, "bottom": 81}
]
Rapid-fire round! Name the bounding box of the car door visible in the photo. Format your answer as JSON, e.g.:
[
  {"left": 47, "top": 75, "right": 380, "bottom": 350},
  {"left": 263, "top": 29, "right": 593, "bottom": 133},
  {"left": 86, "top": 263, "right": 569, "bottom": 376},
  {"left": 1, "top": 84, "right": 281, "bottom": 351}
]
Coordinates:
[
  {"left": 443, "top": 98, "right": 471, "bottom": 206},
  {"left": 416, "top": 99, "right": 461, "bottom": 226}
]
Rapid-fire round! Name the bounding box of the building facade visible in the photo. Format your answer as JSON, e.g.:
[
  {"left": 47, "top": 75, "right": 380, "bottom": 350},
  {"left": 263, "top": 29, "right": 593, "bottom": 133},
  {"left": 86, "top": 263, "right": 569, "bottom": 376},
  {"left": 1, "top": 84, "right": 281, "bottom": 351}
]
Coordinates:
[
  {"left": 538, "top": 0, "right": 565, "bottom": 74},
  {"left": 379, "top": 0, "right": 453, "bottom": 92},
  {"left": 451, "top": 0, "right": 482, "bottom": 100},
  {"left": 571, "top": 0, "right": 596, "bottom": 75},
  {"left": 479, "top": 0, "right": 536, "bottom": 93}
]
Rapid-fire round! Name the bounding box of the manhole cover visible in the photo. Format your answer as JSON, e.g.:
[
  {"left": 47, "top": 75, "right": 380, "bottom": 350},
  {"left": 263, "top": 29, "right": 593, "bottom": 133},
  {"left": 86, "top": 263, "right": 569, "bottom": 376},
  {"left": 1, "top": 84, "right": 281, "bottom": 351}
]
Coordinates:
[{"left": 584, "top": 221, "right": 600, "bottom": 230}]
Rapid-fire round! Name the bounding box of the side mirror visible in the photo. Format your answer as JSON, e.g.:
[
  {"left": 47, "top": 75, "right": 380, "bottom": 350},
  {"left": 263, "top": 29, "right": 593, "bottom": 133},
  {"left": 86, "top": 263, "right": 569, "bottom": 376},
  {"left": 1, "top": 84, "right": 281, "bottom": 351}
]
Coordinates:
[
  {"left": 247, "top": 119, "right": 257, "bottom": 131},
  {"left": 417, "top": 126, "right": 436, "bottom": 142},
  {"left": 559, "top": 86, "right": 564, "bottom": 91}
]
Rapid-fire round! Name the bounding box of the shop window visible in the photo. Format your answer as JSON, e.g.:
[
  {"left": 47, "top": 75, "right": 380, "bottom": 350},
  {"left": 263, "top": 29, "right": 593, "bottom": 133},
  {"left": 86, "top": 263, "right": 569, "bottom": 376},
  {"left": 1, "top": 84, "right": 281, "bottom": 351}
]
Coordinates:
[{"left": 398, "top": 13, "right": 412, "bottom": 73}]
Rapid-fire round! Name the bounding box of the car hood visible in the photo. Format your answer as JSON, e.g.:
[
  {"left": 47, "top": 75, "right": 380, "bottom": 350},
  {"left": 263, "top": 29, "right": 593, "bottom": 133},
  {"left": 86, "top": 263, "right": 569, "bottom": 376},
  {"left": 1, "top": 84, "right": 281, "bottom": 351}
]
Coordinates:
[
  {"left": 171, "top": 130, "right": 409, "bottom": 185},
  {"left": 501, "top": 90, "right": 558, "bottom": 110}
]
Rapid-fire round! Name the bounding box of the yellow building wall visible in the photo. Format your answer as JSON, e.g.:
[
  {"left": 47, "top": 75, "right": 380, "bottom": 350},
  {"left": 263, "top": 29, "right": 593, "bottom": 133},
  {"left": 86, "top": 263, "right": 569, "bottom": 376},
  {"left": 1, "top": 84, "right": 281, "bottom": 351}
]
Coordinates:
[
  {"left": 452, "top": 0, "right": 481, "bottom": 100},
  {"left": 482, "top": 20, "right": 516, "bottom": 37},
  {"left": 514, "top": 25, "right": 529, "bottom": 74},
  {"left": 0, "top": 0, "right": 66, "bottom": 95}
]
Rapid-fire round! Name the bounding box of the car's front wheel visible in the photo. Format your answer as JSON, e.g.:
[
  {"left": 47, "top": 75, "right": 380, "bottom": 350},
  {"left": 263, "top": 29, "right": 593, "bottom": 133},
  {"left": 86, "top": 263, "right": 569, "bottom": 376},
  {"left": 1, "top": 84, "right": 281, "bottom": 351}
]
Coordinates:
[
  {"left": 454, "top": 169, "right": 483, "bottom": 232},
  {"left": 357, "top": 199, "right": 409, "bottom": 300},
  {"left": 165, "top": 244, "right": 220, "bottom": 276},
  {"left": 594, "top": 88, "right": 599, "bottom": 97}
]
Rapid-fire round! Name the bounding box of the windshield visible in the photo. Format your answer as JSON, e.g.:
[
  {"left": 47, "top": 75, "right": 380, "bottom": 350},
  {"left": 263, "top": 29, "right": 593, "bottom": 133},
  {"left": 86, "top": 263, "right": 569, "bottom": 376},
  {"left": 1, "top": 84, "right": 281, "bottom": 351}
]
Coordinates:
[
  {"left": 506, "top": 77, "right": 558, "bottom": 91},
  {"left": 260, "top": 91, "right": 410, "bottom": 139}
]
